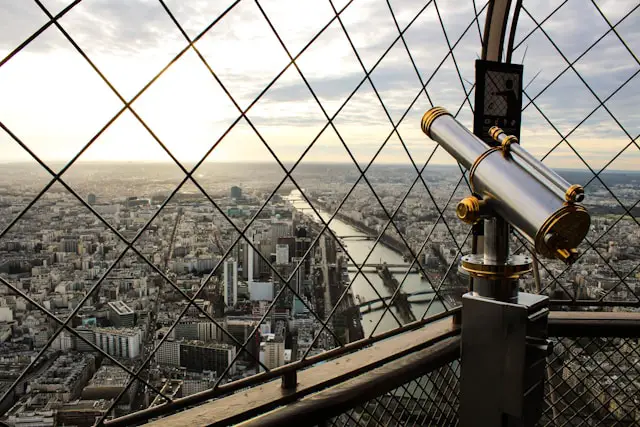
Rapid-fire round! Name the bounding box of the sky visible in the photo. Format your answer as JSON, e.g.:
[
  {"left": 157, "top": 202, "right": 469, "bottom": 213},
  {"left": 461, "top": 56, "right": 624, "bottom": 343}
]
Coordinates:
[{"left": 0, "top": 0, "right": 639, "bottom": 171}]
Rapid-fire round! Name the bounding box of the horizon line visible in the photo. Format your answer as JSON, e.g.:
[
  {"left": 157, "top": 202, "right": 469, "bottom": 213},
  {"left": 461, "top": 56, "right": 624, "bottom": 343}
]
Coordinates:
[{"left": 0, "top": 160, "right": 638, "bottom": 173}]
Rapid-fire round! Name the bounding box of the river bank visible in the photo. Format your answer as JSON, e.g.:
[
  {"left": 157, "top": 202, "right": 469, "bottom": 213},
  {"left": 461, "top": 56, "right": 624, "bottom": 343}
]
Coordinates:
[
  {"left": 287, "top": 190, "right": 446, "bottom": 336},
  {"left": 307, "top": 197, "right": 410, "bottom": 258}
]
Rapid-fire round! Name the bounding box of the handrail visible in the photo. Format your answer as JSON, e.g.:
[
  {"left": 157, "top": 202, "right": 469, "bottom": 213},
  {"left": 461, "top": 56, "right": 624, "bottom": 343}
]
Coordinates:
[
  {"left": 107, "top": 309, "right": 460, "bottom": 426},
  {"left": 125, "top": 311, "right": 640, "bottom": 426},
  {"left": 142, "top": 314, "right": 460, "bottom": 427},
  {"left": 238, "top": 337, "right": 461, "bottom": 427},
  {"left": 548, "top": 311, "right": 640, "bottom": 337}
]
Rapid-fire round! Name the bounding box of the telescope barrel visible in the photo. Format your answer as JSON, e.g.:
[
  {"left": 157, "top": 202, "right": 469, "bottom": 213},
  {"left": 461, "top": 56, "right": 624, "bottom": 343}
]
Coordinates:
[
  {"left": 489, "top": 126, "right": 584, "bottom": 203},
  {"left": 421, "top": 107, "right": 590, "bottom": 263}
]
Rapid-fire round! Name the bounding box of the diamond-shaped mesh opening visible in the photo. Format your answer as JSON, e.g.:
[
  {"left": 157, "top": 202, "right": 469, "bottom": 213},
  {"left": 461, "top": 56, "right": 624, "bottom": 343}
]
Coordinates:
[
  {"left": 541, "top": 336, "right": 640, "bottom": 426},
  {"left": 1, "top": 0, "right": 638, "bottom": 424},
  {"left": 322, "top": 359, "right": 461, "bottom": 427}
]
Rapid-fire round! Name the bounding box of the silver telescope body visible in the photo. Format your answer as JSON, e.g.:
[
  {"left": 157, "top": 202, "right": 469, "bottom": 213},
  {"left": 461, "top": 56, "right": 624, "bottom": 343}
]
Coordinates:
[{"left": 421, "top": 107, "right": 590, "bottom": 263}]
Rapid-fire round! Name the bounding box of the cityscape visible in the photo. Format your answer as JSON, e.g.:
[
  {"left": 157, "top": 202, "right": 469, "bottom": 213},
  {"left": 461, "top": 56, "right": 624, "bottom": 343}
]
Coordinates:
[{"left": 0, "top": 161, "right": 638, "bottom": 425}]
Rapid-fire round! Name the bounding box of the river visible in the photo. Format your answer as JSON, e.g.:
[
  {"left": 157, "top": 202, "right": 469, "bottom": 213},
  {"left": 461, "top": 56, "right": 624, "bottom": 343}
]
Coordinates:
[{"left": 287, "top": 190, "right": 445, "bottom": 337}]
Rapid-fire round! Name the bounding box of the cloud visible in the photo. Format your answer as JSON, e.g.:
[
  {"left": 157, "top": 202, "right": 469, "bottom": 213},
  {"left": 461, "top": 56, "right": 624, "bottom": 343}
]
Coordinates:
[{"left": 0, "top": 0, "right": 638, "bottom": 170}]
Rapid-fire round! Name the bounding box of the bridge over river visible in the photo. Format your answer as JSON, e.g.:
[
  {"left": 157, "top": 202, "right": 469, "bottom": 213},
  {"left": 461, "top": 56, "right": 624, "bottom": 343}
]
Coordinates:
[
  {"left": 346, "top": 263, "right": 422, "bottom": 274},
  {"left": 339, "top": 235, "right": 376, "bottom": 241},
  {"left": 354, "top": 289, "right": 434, "bottom": 312}
]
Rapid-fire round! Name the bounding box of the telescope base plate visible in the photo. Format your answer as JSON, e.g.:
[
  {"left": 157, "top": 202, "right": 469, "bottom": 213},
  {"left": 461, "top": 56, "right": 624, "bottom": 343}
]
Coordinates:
[{"left": 461, "top": 254, "right": 532, "bottom": 279}]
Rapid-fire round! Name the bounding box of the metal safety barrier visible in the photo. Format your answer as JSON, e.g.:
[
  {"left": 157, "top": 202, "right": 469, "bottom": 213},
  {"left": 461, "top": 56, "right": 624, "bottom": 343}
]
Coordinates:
[{"left": 0, "top": 0, "right": 638, "bottom": 425}]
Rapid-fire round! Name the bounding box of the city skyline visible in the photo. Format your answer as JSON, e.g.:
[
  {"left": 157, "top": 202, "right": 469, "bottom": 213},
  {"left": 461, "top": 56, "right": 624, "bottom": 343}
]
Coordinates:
[{"left": 2, "top": 158, "right": 640, "bottom": 173}]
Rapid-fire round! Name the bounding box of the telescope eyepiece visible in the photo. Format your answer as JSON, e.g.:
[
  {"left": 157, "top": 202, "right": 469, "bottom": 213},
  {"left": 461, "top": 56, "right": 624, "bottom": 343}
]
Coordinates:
[{"left": 421, "top": 107, "right": 451, "bottom": 137}]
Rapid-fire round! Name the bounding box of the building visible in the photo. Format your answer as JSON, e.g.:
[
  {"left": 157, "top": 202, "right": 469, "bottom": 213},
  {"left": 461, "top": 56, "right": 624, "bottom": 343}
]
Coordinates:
[
  {"left": 174, "top": 321, "right": 199, "bottom": 341},
  {"left": 94, "top": 327, "right": 142, "bottom": 359},
  {"left": 249, "top": 281, "right": 274, "bottom": 302},
  {"left": 179, "top": 341, "right": 236, "bottom": 375},
  {"left": 275, "top": 244, "right": 289, "bottom": 265},
  {"left": 270, "top": 221, "right": 292, "bottom": 241},
  {"left": 74, "top": 327, "right": 95, "bottom": 352},
  {"left": 181, "top": 379, "right": 213, "bottom": 397},
  {"left": 197, "top": 321, "right": 218, "bottom": 342},
  {"left": 225, "top": 317, "right": 260, "bottom": 364},
  {"left": 260, "top": 338, "right": 285, "bottom": 371},
  {"left": 277, "top": 236, "right": 296, "bottom": 261},
  {"left": 155, "top": 339, "right": 181, "bottom": 367},
  {"left": 87, "top": 193, "right": 97, "bottom": 205},
  {"left": 30, "top": 353, "right": 96, "bottom": 402},
  {"left": 60, "top": 238, "right": 78, "bottom": 254},
  {"left": 0, "top": 306, "right": 13, "bottom": 322},
  {"left": 3, "top": 393, "right": 55, "bottom": 427},
  {"left": 107, "top": 301, "right": 135, "bottom": 328},
  {"left": 230, "top": 186, "right": 242, "bottom": 199},
  {"left": 52, "top": 330, "right": 74, "bottom": 351},
  {"left": 82, "top": 365, "right": 138, "bottom": 410},
  {"left": 223, "top": 258, "right": 238, "bottom": 307},
  {"left": 54, "top": 399, "right": 111, "bottom": 427},
  {"left": 295, "top": 226, "right": 312, "bottom": 276},
  {"left": 172, "top": 319, "right": 218, "bottom": 342}
]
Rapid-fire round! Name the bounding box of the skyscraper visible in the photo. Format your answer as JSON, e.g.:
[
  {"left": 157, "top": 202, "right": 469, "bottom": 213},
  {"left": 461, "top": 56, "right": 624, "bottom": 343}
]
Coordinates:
[
  {"left": 295, "top": 226, "right": 312, "bottom": 274},
  {"left": 259, "top": 338, "right": 285, "bottom": 371},
  {"left": 230, "top": 186, "right": 242, "bottom": 199},
  {"left": 223, "top": 258, "right": 238, "bottom": 307},
  {"left": 275, "top": 244, "right": 289, "bottom": 265}
]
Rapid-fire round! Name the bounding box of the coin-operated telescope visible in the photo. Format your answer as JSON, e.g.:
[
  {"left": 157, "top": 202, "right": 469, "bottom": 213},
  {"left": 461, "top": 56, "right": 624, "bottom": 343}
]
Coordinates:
[{"left": 421, "top": 107, "right": 591, "bottom": 427}]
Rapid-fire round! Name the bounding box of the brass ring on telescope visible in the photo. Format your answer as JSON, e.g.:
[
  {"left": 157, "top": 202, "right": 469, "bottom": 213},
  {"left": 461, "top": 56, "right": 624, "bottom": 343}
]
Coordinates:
[
  {"left": 501, "top": 135, "right": 519, "bottom": 153},
  {"left": 456, "top": 196, "right": 482, "bottom": 224},
  {"left": 535, "top": 203, "right": 590, "bottom": 260},
  {"left": 421, "top": 107, "right": 451, "bottom": 137},
  {"left": 468, "top": 146, "right": 502, "bottom": 195},
  {"left": 565, "top": 184, "right": 584, "bottom": 203}
]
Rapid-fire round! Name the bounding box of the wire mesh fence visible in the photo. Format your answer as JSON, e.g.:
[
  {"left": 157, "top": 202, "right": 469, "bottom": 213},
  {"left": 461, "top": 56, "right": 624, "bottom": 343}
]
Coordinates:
[
  {"left": 324, "top": 361, "right": 460, "bottom": 427},
  {"left": 542, "top": 336, "right": 640, "bottom": 426},
  {"left": 0, "top": 0, "right": 638, "bottom": 425},
  {"left": 320, "top": 334, "right": 640, "bottom": 427}
]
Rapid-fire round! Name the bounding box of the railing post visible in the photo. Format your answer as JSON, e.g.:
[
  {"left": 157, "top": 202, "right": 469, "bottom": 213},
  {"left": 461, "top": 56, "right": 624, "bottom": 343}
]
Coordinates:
[{"left": 281, "top": 370, "right": 297, "bottom": 390}]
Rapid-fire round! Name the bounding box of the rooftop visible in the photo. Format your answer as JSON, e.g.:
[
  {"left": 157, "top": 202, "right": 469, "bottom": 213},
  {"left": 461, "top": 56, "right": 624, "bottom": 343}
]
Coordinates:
[
  {"left": 85, "top": 365, "right": 132, "bottom": 389},
  {"left": 107, "top": 301, "right": 134, "bottom": 316}
]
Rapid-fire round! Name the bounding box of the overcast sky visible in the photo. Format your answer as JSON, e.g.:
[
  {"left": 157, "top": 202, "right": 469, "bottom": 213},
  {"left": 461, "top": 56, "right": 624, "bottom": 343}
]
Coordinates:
[{"left": 0, "top": 0, "right": 639, "bottom": 171}]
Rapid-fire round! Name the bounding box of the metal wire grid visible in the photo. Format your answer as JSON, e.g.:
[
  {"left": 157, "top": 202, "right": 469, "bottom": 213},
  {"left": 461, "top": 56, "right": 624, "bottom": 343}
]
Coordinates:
[
  {"left": 541, "top": 336, "right": 640, "bottom": 426},
  {"left": 324, "top": 361, "right": 461, "bottom": 427},
  {"left": 508, "top": 1, "right": 640, "bottom": 307},
  {"left": 0, "top": 0, "right": 637, "bottom": 424},
  {"left": 0, "top": 0, "right": 486, "bottom": 422},
  {"left": 322, "top": 336, "right": 640, "bottom": 427}
]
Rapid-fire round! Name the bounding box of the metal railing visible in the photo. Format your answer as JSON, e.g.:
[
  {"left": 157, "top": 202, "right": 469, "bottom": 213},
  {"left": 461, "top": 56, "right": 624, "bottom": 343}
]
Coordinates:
[
  {"left": 0, "top": 0, "right": 638, "bottom": 425},
  {"left": 225, "top": 311, "right": 640, "bottom": 427}
]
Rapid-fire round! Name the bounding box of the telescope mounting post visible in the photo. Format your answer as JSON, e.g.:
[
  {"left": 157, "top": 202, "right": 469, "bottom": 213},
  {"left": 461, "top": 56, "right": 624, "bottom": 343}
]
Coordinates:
[{"left": 456, "top": 128, "right": 552, "bottom": 426}]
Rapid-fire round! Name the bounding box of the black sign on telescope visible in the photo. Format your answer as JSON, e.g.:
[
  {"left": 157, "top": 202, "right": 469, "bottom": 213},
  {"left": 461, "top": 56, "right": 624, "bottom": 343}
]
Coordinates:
[{"left": 473, "top": 60, "right": 523, "bottom": 146}]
